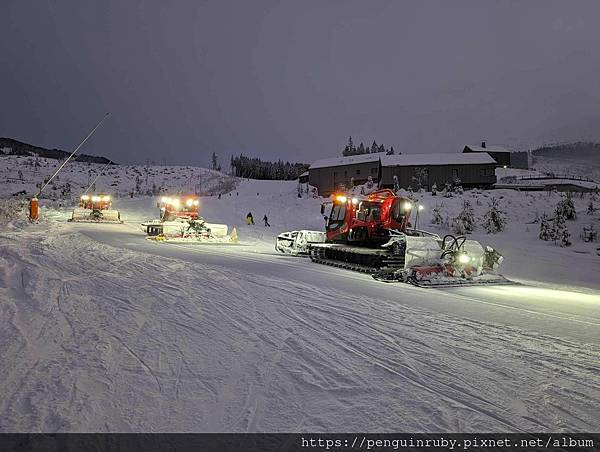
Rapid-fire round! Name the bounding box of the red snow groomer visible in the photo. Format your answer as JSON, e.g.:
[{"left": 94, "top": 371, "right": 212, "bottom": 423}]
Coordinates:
[
  {"left": 158, "top": 195, "right": 200, "bottom": 221},
  {"left": 307, "top": 189, "right": 508, "bottom": 287},
  {"left": 70, "top": 193, "right": 121, "bottom": 222}
]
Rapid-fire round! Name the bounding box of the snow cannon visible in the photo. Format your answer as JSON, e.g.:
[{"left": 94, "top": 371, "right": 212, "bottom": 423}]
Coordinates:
[
  {"left": 28, "top": 197, "right": 39, "bottom": 222},
  {"left": 70, "top": 194, "right": 121, "bottom": 223}
]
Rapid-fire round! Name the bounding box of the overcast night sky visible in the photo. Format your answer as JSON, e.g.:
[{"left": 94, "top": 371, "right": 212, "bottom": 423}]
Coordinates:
[{"left": 2, "top": 1, "right": 600, "bottom": 166}]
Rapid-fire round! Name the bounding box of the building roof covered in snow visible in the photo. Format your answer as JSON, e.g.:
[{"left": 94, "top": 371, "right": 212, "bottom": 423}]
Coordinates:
[
  {"left": 381, "top": 152, "right": 496, "bottom": 167},
  {"left": 464, "top": 144, "right": 512, "bottom": 153},
  {"left": 309, "top": 152, "right": 384, "bottom": 169}
]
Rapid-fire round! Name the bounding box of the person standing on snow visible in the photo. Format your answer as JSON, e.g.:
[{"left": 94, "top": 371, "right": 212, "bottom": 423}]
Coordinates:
[
  {"left": 246, "top": 212, "right": 254, "bottom": 225},
  {"left": 263, "top": 214, "right": 270, "bottom": 227}
]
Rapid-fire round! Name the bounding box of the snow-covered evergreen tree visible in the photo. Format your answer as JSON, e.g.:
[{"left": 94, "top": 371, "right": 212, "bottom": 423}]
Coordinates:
[
  {"left": 552, "top": 213, "right": 571, "bottom": 247},
  {"left": 431, "top": 203, "right": 444, "bottom": 225},
  {"left": 431, "top": 183, "right": 437, "bottom": 196},
  {"left": 452, "top": 200, "right": 475, "bottom": 234},
  {"left": 539, "top": 213, "right": 552, "bottom": 241},
  {"left": 483, "top": 197, "right": 507, "bottom": 234},
  {"left": 555, "top": 194, "right": 576, "bottom": 220}
]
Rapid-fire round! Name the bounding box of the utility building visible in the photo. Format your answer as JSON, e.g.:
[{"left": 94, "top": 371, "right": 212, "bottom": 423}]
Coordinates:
[{"left": 463, "top": 142, "right": 530, "bottom": 169}]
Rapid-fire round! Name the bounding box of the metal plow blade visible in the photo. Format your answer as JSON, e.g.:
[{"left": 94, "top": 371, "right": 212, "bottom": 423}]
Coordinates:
[{"left": 70, "top": 208, "right": 122, "bottom": 223}]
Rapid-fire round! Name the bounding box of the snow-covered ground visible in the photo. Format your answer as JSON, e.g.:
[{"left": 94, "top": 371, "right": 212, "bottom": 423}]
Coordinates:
[{"left": 1, "top": 157, "right": 599, "bottom": 432}]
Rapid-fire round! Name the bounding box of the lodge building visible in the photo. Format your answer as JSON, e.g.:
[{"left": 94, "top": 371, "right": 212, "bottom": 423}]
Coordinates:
[{"left": 308, "top": 148, "right": 504, "bottom": 196}]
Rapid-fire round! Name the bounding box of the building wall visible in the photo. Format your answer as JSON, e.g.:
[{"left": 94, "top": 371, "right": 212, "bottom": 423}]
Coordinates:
[
  {"left": 380, "top": 164, "right": 497, "bottom": 190},
  {"left": 510, "top": 151, "right": 530, "bottom": 169},
  {"left": 308, "top": 161, "right": 381, "bottom": 195}
]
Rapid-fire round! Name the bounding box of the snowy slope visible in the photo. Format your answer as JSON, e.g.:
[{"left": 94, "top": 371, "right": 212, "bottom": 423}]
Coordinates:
[
  {"left": 1, "top": 220, "right": 599, "bottom": 432},
  {"left": 0, "top": 155, "right": 236, "bottom": 200}
]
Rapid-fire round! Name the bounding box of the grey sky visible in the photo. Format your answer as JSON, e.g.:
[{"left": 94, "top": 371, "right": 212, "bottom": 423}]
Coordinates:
[{"left": 2, "top": 0, "right": 600, "bottom": 166}]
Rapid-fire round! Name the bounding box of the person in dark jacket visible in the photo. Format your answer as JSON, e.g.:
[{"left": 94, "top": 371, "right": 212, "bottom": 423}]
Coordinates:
[{"left": 263, "top": 215, "right": 270, "bottom": 227}]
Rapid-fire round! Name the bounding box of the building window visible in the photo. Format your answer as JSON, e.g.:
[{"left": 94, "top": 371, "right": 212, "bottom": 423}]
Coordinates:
[
  {"left": 356, "top": 169, "right": 361, "bottom": 175},
  {"left": 371, "top": 167, "right": 377, "bottom": 175}
]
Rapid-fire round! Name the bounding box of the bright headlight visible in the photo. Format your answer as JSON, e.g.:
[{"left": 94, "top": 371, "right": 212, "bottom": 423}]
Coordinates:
[
  {"left": 351, "top": 198, "right": 358, "bottom": 205},
  {"left": 403, "top": 202, "right": 412, "bottom": 211},
  {"left": 336, "top": 195, "right": 347, "bottom": 203},
  {"left": 92, "top": 196, "right": 101, "bottom": 202},
  {"left": 171, "top": 198, "right": 180, "bottom": 207},
  {"left": 418, "top": 205, "right": 424, "bottom": 211},
  {"left": 186, "top": 199, "right": 194, "bottom": 207},
  {"left": 458, "top": 253, "right": 470, "bottom": 264},
  {"left": 102, "top": 196, "right": 111, "bottom": 202},
  {"left": 193, "top": 200, "right": 199, "bottom": 206},
  {"left": 81, "top": 195, "right": 89, "bottom": 200},
  {"left": 161, "top": 196, "right": 168, "bottom": 203}
]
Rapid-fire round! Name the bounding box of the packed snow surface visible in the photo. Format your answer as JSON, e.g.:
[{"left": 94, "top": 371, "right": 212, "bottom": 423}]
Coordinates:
[{"left": 1, "top": 158, "right": 599, "bottom": 432}]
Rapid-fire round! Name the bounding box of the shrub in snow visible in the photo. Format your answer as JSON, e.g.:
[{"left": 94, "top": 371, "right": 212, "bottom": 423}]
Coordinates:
[
  {"left": 431, "top": 204, "right": 444, "bottom": 225},
  {"left": 538, "top": 214, "right": 552, "bottom": 241},
  {"left": 582, "top": 224, "right": 597, "bottom": 243},
  {"left": 452, "top": 200, "right": 475, "bottom": 235},
  {"left": 442, "top": 182, "right": 453, "bottom": 197},
  {"left": 482, "top": 197, "right": 507, "bottom": 234},
  {"left": 555, "top": 194, "right": 576, "bottom": 220}
]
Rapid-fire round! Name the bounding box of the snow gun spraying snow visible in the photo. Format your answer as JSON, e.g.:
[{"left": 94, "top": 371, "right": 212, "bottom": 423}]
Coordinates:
[
  {"left": 70, "top": 160, "right": 122, "bottom": 223},
  {"left": 28, "top": 113, "right": 110, "bottom": 222},
  {"left": 278, "top": 189, "right": 508, "bottom": 287},
  {"left": 141, "top": 195, "right": 238, "bottom": 244}
]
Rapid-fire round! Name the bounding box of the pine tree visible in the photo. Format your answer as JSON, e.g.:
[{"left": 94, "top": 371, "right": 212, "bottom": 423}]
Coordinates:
[
  {"left": 552, "top": 213, "right": 571, "bottom": 247},
  {"left": 555, "top": 194, "right": 576, "bottom": 220},
  {"left": 370, "top": 141, "right": 378, "bottom": 154},
  {"left": 539, "top": 214, "right": 551, "bottom": 240},
  {"left": 587, "top": 200, "right": 596, "bottom": 215},
  {"left": 357, "top": 142, "right": 366, "bottom": 155},
  {"left": 211, "top": 152, "right": 218, "bottom": 171},
  {"left": 343, "top": 137, "right": 356, "bottom": 156},
  {"left": 452, "top": 200, "right": 475, "bottom": 234},
  {"left": 387, "top": 146, "right": 395, "bottom": 155},
  {"left": 482, "top": 197, "right": 507, "bottom": 234}
]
